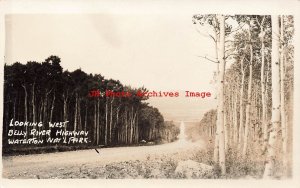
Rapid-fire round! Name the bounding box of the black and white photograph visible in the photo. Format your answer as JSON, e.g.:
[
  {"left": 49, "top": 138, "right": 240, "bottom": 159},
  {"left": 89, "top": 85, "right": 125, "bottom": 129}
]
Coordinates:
[{"left": 0, "top": 0, "right": 299, "bottom": 187}]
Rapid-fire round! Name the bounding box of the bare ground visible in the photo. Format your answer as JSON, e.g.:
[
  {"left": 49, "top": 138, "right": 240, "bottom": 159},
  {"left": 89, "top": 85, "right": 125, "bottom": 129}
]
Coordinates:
[{"left": 2, "top": 139, "right": 206, "bottom": 179}]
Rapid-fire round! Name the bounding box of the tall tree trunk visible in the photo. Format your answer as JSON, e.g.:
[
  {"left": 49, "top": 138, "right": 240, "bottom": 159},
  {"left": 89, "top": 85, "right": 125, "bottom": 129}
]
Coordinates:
[
  {"left": 130, "top": 106, "right": 134, "bottom": 144},
  {"left": 135, "top": 110, "right": 139, "bottom": 143},
  {"left": 94, "top": 101, "right": 97, "bottom": 144},
  {"left": 43, "top": 94, "right": 47, "bottom": 126},
  {"left": 50, "top": 90, "right": 56, "bottom": 122},
  {"left": 213, "top": 16, "right": 220, "bottom": 72},
  {"left": 216, "top": 14, "right": 226, "bottom": 175},
  {"left": 125, "top": 107, "right": 128, "bottom": 143},
  {"left": 242, "top": 36, "right": 253, "bottom": 157},
  {"left": 224, "top": 108, "right": 228, "bottom": 151},
  {"left": 116, "top": 106, "right": 120, "bottom": 143},
  {"left": 264, "top": 15, "right": 280, "bottom": 179},
  {"left": 132, "top": 109, "right": 138, "bottom": 143},
  {"left": 84, "top": 101, "right": 88, "bottom": 132},
  {"left": 214, "top": 17, "right": 220, "bottom": 163},
  {"left": 74, "top": 93, "right": 78, "bottom": 131},
  {"left": 44, "top": 95, "right": 49, "bottom": 141},
  {"left": 78, "top": 97, "right": 81, "bottom": 130},
  {"left": 238, "top": 56, "right": 246, "bottom": 148},
  {"left": 105, "top": 98, "right": 108, "bottom": 145},
  {"left": 214, "top": 100, "right": 220, "bottom": 163},
  {"left": 13, "top": 98, "right": 16, "bottom": 139},
  {"left": 32, "top": 82, "right": 36, "bottom": 123},
  {"left": 22, "top": 84, "right": 28, "bottom": 138},
  {"left": 233, "top": 91, "right": 238, "bottom": 144},
  {"left": 258, "top": 19, "right": 268, "bottom": 151},
  {"left": 63, "top": 93, "right": 68, "bottom": 140},
  {"left": 97, "top": 99, "right": 100, "bottom": 145},
  {"left": 213, "top": 15, "right": 220, "bottom": 164},
  {"left": 31, "top": 82, "right": 37, "bottom": 138},
  {"left": 109, "top": 98, "right": 114, "bottom": 144},
  {"left": 39, "top": 99, "right": 43, "bottom": 140},
  {"left": 280, "top": 15, "right": 288, "bottom": 177}
]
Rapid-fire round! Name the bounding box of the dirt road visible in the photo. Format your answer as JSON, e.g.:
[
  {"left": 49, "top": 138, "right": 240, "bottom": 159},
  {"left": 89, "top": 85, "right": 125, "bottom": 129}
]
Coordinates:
[{"left": 2, "top": 122, "right": 205, "bottom": 179}]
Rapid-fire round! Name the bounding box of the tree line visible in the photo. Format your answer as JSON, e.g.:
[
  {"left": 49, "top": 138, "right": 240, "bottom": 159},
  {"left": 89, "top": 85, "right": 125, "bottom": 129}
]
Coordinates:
[
  {"left": 3, "top": 57, "right": 179, "bottom": 154},
  {"left": 193, "top": 15, "right": 294, "bottom": 178}
]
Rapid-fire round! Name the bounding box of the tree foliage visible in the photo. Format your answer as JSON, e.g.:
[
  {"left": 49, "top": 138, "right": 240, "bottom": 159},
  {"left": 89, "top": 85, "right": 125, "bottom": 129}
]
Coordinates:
[{"left": 3, "top": 57, "right": 179, "bottom": 154}]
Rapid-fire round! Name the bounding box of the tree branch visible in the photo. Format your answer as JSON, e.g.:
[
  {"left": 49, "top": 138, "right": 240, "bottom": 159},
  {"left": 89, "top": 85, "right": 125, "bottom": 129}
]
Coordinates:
[
  {"left": 197, "top": 55, "right": 219, "bottom": 63},
  {"left": 225, "top": 53, "right": 239, "bottom": 60}
]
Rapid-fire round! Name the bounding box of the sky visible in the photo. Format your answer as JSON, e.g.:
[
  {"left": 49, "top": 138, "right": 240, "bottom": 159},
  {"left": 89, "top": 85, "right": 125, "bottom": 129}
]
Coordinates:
[{"left": 5, "top": 14, "right": 218, "bottom": 121}]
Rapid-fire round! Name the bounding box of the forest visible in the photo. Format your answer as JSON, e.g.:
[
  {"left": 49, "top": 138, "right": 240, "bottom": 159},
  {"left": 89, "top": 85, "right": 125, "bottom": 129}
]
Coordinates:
[
  {"left": 1, "top": 14, "right": 295, "bottom": 180},
  {"left": 193, "top": 15, "right": 294, "bottom": 178},
  {"left": 2, "top": 57, "right": 180, "bottom": 154}
]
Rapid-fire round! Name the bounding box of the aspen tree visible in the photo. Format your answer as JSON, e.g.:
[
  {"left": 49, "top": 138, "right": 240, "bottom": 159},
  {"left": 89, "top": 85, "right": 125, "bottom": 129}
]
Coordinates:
[
  {"left": 280, "top": 15, "right": 288, "bottom": 177},
  {"left": 217, "top": 14, "right": 226, "bottom": 175},
  {"left": 264, "top": 15, "right": 280, "bottom": 179}
]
